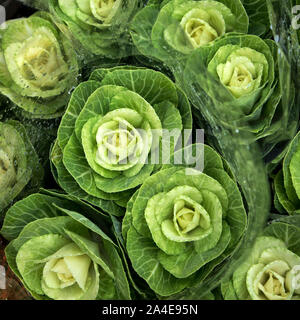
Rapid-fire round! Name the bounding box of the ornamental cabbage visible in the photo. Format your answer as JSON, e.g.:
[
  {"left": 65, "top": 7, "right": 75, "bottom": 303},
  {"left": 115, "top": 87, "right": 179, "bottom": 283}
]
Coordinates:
[
  {"left": 122, "top": 144, "right": 247, "bottom": 297},
  {"left": 222, "top": 216, "right": 300, "bottom": 300},
  {"left": 0, "top": 191, "right": 131, "bottom": 300},
  {"left": 51, "top": 66, "right": 192, "bottom": 215},
  {"left": 131, "top": 0, "right": 248, "bottom": 63},
  {"left": 183, "top": 34, "right": 281, "bottom": 139},
  {"left": 0, "top": 12, "right": 79, "bottom": 118}
]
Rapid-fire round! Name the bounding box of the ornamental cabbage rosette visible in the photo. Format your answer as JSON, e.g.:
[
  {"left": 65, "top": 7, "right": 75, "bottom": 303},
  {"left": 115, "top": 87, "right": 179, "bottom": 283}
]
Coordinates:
[
  {"left": 49, "top": 0, "right": 138, "bottom": 57},
  {"left": 122, "top": 144, "right": 247, "bottom": 296},
  {"left": 184, "top": 34, "right": 281, "bottom": 139},
  {"left": 130, "top": 0, "right": 248, "bottom": 64},
  {"left": 274, "top": 131, "right": 300, "bottom": 214},
  {"left": 0, "top": 12, "right": 79, "bottom": 119},
  {"left": 0, "top": 191, "right": 131, "bottom": 300},
  {"left": 51, "top": 66, "right": 192, "bottom": 215},
  {"left": 222, "top": 216, "right": 300, "bottom": 300},
  {"left": 0, "top": 120, "right": 42, "bottom": 213}
]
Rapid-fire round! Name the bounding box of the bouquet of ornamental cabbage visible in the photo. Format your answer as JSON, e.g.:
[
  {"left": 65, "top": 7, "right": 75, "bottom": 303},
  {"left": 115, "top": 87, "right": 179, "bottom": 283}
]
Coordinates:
[
  {"left": 0, "top": 12, "right": 79, "bottom": 119},
  {"left": 221, "top": 215, "right": 300, "bottom": 300},
  {"left": 0, "top": 190, "right": 131, "bottom": 300},
  {"left": 0, "top": 120, "right": 43, "bottom": 213},
  {"left": 50, "top": 66, "right": 192, "bottom": 216},
  {"left": 122, "top": 143, "right": 247, "bottom": 297}
]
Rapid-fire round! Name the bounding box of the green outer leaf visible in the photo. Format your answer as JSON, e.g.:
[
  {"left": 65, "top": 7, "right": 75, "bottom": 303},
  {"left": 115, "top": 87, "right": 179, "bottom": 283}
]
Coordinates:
[
  {"left": 58, "top": 81, "right": 101, "bottom": 150},
  {"left": 221, "top": 279, "right": 238, "bottom": 300},
  {"left": 50, "top": 140, "right": 124, "bottom": 216},
  {"left": 53, "top": 204, "right": 115, "bottom": 246},
  {"left": 126, "top": 226, "right": 190, "bottom": 296},
  {"left": 241, "top": 0, "right": 270, "bottom": 36},
  {"left": 264, "top": 219, "right": 300, "bottom": 256},
  {"left": 163, "top": 143, "right": 223, "bottom": 172},
  {"left": 275, "top": 131, "right": 300, "bottom": 214},
  {"left": 1, "top": 194, "right": 64, "bottom": 241},
  {"left": 102, "top": 239, "right": 131, "bottom": 300},
  {"left": 1, "top": 191, "right": 112, "bottom": 241},
  {"left": 286, "top": 133, "right": 300, "bottom": 201},
  {"left": 175, "top": 85, "right": 193, "bottom": 130},
  {"left": 206, "top": 168, "right": 247, "bottom": 248},
  {"left": 96, "top": 269, "right": 116, "bottom": 300},
  {"left": 274, "top": 170, "right": 297, "bottom": 214},
  {"left": 122, "top": 191, "right": 138, "bottom": 242},
  {"left": 0, "top": 120, "right": 42, "bottom": 213},
  {"left": 130, "top": 4, "right": 161, "bottom": 60},
  {"left": 99, "top": 68, "right": 179, "bottom": 107}
]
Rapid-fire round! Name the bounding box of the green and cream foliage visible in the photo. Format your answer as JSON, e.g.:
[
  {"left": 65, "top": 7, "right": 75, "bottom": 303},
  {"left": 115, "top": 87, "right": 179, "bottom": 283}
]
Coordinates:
[
  {"left": 51, "top": 67, "right": 192, "bottom": 214},
  {"left": 130, "top": 0, "right": 248, "bottom": 62},
  {"left": 0, "top": 12, "right": 79, "bottom": 118},
  {"left": 123, "top": 144, "right": 247, "bottom": 297},
  {"left": 184, "top": 33, "right": 281, "bottom": 138},
  {"left": 0, "top": 191, "right": 131, "bottom": 300},
  {"left": 222, "top": 216, "right": 300, "bottom": 300}
]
